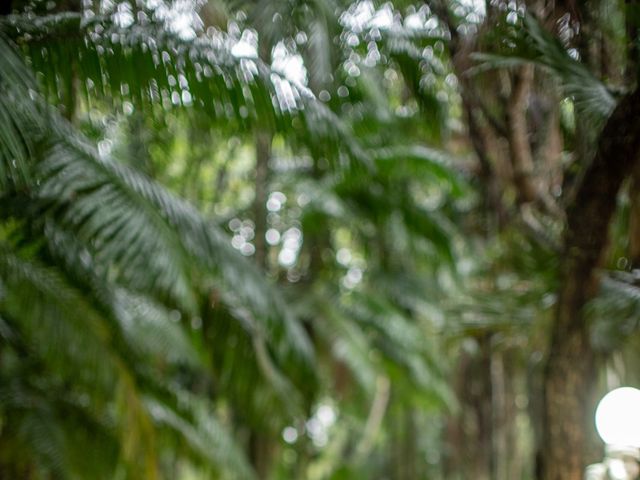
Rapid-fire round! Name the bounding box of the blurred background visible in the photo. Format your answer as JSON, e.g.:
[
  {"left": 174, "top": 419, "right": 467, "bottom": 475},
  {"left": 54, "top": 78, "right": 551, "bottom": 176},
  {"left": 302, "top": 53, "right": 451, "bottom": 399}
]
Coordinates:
[{"left": 1, "top": 0, "right": 640, "bottom": 478}]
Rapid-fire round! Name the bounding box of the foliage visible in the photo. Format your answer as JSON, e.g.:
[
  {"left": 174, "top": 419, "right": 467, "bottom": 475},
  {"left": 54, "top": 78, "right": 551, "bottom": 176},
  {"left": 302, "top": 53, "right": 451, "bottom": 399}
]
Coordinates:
[{"left": 2, "top": 0, "right": 640, "bottom": 479}]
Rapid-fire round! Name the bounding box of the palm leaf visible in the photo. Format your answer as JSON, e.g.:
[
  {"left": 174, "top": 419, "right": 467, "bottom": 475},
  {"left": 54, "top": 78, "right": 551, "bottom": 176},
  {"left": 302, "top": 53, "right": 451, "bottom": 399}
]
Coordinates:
[
  {"left": 146, "top": 392, "right": 257, "bottom": 480},
  {"left": 0, "top": 245, "right": 160, "bottom": 477},
  {"left": 2, "top": 13, "right": 372, "bottom": 172},
  {"left": 0, "top": 33, "right": 40, "bottom": 189},
  {"left": 471, "top": 14, "right": 616, "bottom": 125},
  {"left": 589, "top": 272, "right": 640, "bottom": 352}
]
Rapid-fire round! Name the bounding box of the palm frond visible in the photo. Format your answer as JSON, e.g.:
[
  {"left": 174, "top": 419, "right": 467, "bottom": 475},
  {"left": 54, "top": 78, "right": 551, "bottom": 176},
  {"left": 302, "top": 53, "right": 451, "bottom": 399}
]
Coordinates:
[
  {"left": 314, "top": 295, "right": 380, "bottom": 394},
  {"left": 0, "top": 245, "right": 161, "bottom": 477},
  {"left": 146, "top": 393, "right": 257, "bottom": 480},
  {"left": 0, "top": 89, "right": 314, "bottom": 371},
  {"left": 0, "top": 377, "right": 119, "bottom": 480},
  {"left": 347, "top": 291, "right": 453, "bottom": 408},
  {"left": 114, "top": 290, "right": 203, "bottom": 367},
  {"left": 0, "top": 33, "right": 40, "bottom": 189},
  {"left": 471, "top": 14, "right": 616, "bottom": 125},
  {"left": 372, "top": 145, "right": 466, "bottom": 197},
  {"left": 589, "top": 272, "right": 640, "bottom": 352},
  {"left": 37, "top": 132, "right": 199, "bottom": 312},
  {"left": 0, "top": 35, "right": 315, "bottom": 467},
  {"left": 2, "top": 13, "right": 372, "bottom": 172},
  {"left": 0, "top": 241, "right": 262, "bottom": 478}
]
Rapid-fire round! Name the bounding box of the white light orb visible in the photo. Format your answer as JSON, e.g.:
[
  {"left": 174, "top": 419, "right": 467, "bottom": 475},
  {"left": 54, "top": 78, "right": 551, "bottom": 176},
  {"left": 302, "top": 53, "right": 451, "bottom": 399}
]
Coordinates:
[{"left": 595, "top": 387, "right": 640, "bottom": 447}]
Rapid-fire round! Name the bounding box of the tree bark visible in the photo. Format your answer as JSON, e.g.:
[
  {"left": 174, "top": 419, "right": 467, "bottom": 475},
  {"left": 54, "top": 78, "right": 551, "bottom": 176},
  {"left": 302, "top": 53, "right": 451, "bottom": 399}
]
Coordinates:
[
  {"left": 443, "top": 335, "right": 494, "bottom": 480},
  {"left": 541, "top": 86, "right": 640, "bottom": 480},
  {"left": 506, "top": 66, "right": 538, "bottom": 205}
]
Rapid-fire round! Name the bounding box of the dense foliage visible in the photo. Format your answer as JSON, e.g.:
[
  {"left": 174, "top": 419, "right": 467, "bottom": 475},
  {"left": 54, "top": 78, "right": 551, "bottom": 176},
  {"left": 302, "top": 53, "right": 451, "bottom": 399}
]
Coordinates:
[{"left": 1, "top": 0, "right": 640, "bottom": 479}]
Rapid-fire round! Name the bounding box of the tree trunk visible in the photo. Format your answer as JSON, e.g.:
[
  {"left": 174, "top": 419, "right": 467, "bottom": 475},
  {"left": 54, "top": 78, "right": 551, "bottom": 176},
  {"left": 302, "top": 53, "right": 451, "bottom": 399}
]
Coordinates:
[
  {"left": 443, "top": 335, "right": 494, "bottom": 480},
  {"left": 541, "top": 87, "right": 640, "bottom": 480},
  {"left": 506, "top": 65, "right": 538, "bottom": 205}
]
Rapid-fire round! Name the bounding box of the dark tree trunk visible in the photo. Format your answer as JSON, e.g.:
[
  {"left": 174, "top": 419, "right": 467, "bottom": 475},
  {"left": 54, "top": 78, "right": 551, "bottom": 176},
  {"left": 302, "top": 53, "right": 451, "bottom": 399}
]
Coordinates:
[
  {"left": 506, "top": 65, "right": 538, "bottom": 205},
  {"left": 541, "top": 87, "right": 640, "bottom": 480},
  {"left": 443, "top": 334, "right": 494, "bottom": 480},
  {"left": 629, "top": 168, "right": 640, "bottom": 268}
]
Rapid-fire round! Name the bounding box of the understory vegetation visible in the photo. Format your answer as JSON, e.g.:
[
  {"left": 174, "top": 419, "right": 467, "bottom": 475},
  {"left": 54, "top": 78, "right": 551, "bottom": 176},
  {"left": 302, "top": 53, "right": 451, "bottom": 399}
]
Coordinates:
[{"left": 1, "top": 0, "right": 640, "bottom": 479}]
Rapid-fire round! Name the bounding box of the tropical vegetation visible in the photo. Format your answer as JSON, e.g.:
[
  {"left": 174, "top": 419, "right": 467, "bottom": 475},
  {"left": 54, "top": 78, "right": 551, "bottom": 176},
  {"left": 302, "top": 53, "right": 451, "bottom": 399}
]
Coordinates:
[{"left": 1, "top": 0, "right": 640, "bottom": 479}]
